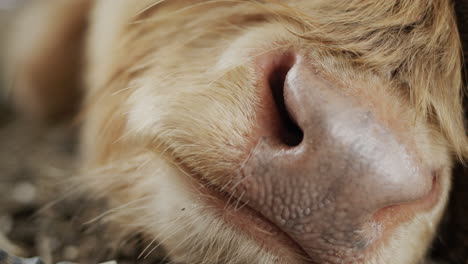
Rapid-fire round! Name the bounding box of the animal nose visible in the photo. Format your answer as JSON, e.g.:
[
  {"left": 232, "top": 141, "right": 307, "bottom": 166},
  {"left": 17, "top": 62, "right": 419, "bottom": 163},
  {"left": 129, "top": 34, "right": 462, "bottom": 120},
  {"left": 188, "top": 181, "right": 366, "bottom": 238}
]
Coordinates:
[{"left": 235, "top": 53, "right": 435, "bottom": 259}]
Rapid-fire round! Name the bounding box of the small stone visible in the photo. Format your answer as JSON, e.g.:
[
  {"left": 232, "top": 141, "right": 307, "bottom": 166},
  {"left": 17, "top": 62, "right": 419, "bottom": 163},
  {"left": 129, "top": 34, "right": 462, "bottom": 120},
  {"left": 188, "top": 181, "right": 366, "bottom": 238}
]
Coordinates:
[
  {"left": 12, "top": 182, "right": 36, "bottom": 204},
  {"left": 63, "top": 246, "right": 79, "bottom": 260},
  {"left": 22, "top": 257, "right": 44, "bottom": 264}
]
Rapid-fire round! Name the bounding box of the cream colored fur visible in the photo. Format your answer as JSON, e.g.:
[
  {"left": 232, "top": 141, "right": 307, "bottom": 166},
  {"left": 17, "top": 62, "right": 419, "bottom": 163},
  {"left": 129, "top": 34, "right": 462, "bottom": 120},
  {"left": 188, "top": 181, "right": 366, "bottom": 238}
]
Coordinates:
[{"left": 3, "top": 0, "right": 467, "bottom": 263}]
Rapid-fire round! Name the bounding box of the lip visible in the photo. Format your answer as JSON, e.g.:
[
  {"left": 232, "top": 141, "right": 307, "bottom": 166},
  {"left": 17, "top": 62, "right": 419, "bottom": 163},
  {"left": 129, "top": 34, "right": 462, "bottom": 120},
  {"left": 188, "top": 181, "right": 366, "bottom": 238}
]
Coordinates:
[{"left": 191, "top": 174, "right": 312, "bottom": 263}]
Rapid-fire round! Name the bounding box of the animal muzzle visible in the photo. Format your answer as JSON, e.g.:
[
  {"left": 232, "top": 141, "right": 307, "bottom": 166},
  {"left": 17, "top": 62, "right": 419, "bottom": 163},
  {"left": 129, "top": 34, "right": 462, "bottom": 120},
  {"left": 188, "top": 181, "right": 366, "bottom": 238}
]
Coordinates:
[{"left": 229, "top": 52, "right": 436, "bottom": 260}]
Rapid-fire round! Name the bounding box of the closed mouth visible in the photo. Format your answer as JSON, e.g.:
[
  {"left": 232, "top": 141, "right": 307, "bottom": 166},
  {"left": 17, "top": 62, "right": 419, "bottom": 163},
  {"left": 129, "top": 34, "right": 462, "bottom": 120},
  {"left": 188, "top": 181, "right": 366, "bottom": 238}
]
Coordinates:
[{"left": 191, "top": 173, "right": 312, "bottom": 262}]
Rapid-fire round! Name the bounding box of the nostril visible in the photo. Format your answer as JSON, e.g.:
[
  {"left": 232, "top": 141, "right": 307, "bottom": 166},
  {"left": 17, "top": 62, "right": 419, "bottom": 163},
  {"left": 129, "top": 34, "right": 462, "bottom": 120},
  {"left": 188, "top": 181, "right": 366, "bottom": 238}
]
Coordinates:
[{"left": 268, "top": 56, "right": 304, "bottom": 147}]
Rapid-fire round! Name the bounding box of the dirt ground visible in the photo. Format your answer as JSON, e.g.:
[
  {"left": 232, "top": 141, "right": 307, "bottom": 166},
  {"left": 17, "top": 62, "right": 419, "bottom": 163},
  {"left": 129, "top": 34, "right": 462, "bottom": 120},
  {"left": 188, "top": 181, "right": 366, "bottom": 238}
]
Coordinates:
[{"left": 0, "top": 3, "right": 467, "bottom": 264}]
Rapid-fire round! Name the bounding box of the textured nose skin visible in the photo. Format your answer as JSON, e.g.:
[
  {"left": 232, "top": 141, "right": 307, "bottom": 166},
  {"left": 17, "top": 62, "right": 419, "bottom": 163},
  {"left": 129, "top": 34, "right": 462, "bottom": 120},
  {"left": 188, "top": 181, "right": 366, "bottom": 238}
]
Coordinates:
[{"left": 236, "top": 58, "right": 433, "bottom": 260}]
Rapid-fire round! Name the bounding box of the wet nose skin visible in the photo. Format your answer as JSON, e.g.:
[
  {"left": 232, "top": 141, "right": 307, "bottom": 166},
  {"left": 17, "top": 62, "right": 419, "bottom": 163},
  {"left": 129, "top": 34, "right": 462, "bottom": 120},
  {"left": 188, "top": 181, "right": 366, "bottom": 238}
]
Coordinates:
[{"left": 235, "top": 56, "right": 433, "bottom": 260}]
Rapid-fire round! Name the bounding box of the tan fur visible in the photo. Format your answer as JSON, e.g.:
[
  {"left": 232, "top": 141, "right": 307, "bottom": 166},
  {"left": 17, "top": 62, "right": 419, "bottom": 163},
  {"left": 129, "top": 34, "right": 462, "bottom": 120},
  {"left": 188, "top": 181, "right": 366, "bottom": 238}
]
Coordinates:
[{"left": 3, "top": 0, "right": 468, "bottom": 263}]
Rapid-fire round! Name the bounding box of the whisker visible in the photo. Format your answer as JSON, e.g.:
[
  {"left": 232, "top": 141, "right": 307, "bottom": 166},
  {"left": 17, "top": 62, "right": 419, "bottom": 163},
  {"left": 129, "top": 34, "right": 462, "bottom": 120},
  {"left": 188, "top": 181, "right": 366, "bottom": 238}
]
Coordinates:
[
  {"left": 132, "top": 0, "right": 252, "bottom": 25},
  {"left": 138, "top": 206, "right": 193, "bottom": 259},
  {"left": 133, "top": 0, "right": 166, "bottom": 18},
  {"left": 83, "top": 195, "right": 154, "bottom": 225}
]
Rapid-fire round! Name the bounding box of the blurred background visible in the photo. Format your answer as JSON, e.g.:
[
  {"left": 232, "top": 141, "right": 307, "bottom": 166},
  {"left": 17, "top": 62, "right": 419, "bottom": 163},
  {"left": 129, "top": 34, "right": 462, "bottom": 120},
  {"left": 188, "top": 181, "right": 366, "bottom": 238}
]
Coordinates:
[{"left": 0, "top": 2, "right": 163, "bottom": 263}]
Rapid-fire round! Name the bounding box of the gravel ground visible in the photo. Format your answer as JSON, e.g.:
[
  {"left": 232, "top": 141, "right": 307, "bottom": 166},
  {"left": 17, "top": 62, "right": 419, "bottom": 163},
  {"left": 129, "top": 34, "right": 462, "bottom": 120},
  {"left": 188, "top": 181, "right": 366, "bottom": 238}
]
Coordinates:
[{"left": 0, "top": 115, "right": 168, "bottom": 264}]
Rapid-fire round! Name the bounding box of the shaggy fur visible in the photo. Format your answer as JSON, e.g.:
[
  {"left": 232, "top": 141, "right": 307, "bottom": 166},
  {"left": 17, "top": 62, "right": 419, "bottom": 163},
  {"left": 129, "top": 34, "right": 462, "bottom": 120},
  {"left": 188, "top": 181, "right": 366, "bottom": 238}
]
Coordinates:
[{"left": 3, "top": 0, "right": 468, "bottom": 263}]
